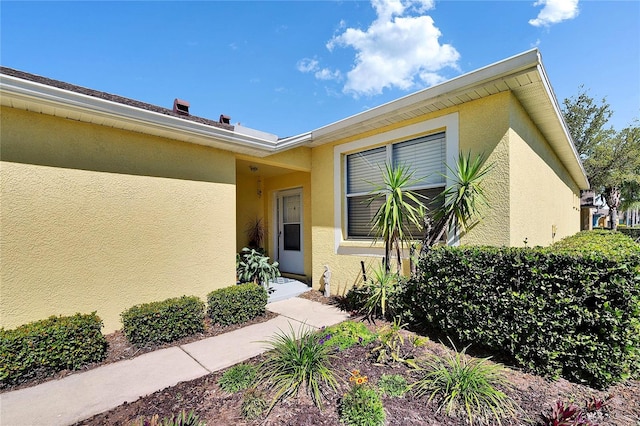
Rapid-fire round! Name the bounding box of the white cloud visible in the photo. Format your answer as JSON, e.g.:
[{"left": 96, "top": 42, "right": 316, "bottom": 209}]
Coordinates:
[
  {"left": 297, "top": 58, "right": 319, "bottom": 73},
  {"left": 315, "top": 68, "right": 342, "bottom": 81},
  {"left": 529, "top": 0, "right": 579, "bottom": 27},
  {"left": 327, "top": 0, "right": 459, "bottom": 97}
]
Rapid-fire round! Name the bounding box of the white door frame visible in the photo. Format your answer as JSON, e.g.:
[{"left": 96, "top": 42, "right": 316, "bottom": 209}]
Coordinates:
[{"left": 274, "top": 187, "right": 304, "bottom": 275}]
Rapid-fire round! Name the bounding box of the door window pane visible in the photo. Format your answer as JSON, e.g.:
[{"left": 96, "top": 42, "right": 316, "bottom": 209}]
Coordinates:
[{"left": 283, "top": 224, "right": 300, "bottom": 250}]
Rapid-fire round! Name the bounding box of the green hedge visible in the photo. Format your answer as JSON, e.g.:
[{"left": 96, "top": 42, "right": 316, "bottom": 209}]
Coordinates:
[
  {"left": 548, "top": 229, "right": 640, "bottom": 257},
  {"left": 121, "top": 296, "right": 205, "bottom": 346},
  {"left": 404, "top": 243, "right": 640, "bottom": 388},
  {"left": 1, "top": 312, "right": 107, "bottom": 387},
  {"left": 618, "top": 227, "right": 640, "bottom": 242},
  {"left": 207, "top": 283, "right": 267, "bottom": 326}
]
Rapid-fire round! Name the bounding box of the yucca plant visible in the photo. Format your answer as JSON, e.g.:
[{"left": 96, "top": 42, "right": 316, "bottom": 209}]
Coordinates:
[
  {"left": 411, "top": 341, "right": 519, "bottom": 425},
  {"left": 422, "top": 152, "right": 492, "bottom": 253},
  {"left": 360, "top": 266, "right": 400, "bottom": 320},
  {"left": 259, "top": 325, "right": 338, "bottom": 413},
  {"left": 368, "top": 162, "right": 427, "bottom": 273}
]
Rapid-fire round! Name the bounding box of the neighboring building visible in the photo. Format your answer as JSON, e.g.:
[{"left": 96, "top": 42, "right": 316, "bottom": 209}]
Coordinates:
[
  {"left": 0, "top": 49, "right": 589, "bottom": 332},
  {"left": 580, "top": 189, "right": 596, "bottom": 230}
]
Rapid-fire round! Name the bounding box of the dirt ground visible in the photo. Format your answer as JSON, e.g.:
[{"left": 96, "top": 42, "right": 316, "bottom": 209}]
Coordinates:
[
  {"left": 5, "top": 291, "right": 639, "bottom": 425},
  {"left": 76, "top": 291, "right": 640, "bottom": 426}
]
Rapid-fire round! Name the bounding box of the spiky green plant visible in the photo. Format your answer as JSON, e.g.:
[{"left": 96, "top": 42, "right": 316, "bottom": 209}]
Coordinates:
[
  {"left": 368, "top": 162, "right": 427, "bottom": 273},
  {"left": 360, "top": 266, "right": 400, "bottom": 320},
  {"left": 422, "top": 152, "right": 492, "bottom": 251},
  {"left": 259, "top": 325, "right": 338, "bottom": 412},
  {"left": 411, "top": 342, "right": 519, "bottom": 425}
]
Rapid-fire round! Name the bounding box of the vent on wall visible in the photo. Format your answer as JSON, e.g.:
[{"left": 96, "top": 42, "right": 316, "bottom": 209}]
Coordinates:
[{"left": 173, "top": 99, "right": 190, "bottom": 116}]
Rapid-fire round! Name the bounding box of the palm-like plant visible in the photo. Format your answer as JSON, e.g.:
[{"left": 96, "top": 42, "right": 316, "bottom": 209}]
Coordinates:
[
  {"left": 368, "top": 163, "right": 427, "bottom": 273},
  {"left": 422, "top": 152, "right": 492, "bottom": 253}
]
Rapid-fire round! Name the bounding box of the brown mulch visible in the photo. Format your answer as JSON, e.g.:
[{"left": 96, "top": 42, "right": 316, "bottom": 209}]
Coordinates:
[
  {"left": 1, "top": 311, "right": 278, "bottom": 394},
  {"left": 76, "top": 293, "right": 640, "bottom": 425}
]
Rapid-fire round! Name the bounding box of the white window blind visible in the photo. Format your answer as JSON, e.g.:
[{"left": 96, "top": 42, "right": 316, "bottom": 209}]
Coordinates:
[
  {"left": 345, "top": 132, "right": 446, "bottom": 239},
  {"left": 392, "top": 133, "right": 446, "bottom": 186}
]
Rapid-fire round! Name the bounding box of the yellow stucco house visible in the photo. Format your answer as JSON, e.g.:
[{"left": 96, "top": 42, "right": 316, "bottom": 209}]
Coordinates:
[{"left": 0, "top": 49, "right": 589, "bottom": 332}]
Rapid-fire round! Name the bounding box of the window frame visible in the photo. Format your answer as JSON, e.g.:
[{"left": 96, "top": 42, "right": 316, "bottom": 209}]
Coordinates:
[
  {"left": 345, "top": 133, "right": 447, "bottom": 239},
  {"left": 333, "top": 112, "right": 460, "bottom": 256}
]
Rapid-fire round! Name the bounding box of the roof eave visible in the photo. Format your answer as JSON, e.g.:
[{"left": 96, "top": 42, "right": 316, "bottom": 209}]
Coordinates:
[{"left": 0, "top": 74, "right": 281, "bottom": 157}]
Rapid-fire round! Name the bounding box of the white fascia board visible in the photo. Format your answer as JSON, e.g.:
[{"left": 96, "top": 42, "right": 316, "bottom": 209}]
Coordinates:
[
  {"left": 0, "top": 74, "right": 280, "bottom": 152},
  {"left": 311, "top": 49, "right": 541, "bottom": 140}
]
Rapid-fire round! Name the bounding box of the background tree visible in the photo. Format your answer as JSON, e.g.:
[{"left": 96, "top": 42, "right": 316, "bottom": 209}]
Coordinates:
[{"left": 562, "top": 88, "right": 640, "bottom": 230}]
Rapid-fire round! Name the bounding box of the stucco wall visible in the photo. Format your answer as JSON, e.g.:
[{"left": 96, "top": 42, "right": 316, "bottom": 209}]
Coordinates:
[
  {"left": 1, "top": 107, "right": 236, "bottom": 333},
  {"left": 455, "top": 93, "right": 511, "bottom": 246},
  {"left": 507, "top": 95, "right": 581, "bottom": 246},
  {"left": 309, "top": 91, "right": 580, "bottom": 292},
  {"left": 236, "top": 172, "right": 265, "bottom": 251}
]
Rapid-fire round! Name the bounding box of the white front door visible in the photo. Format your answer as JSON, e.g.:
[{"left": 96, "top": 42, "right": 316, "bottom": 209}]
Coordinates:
[{"left": 276, "top": 188, "right": 304, "bottom": 275}]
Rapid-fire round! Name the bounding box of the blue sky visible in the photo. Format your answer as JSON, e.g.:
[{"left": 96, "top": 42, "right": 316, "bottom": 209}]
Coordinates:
[{"left": 2, "top": 0, "right": 638, "bottom": 137}]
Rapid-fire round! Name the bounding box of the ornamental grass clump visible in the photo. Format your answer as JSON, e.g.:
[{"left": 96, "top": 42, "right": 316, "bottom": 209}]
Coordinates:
[
  {"left": 339, "top": 370, "right": 385, "bottom": 426},
  {"left": 411, "top": 342, "right": 519, "bottom": 425},
  {"left": 259, "top": 325, "right": 338, "bottom": 412}
]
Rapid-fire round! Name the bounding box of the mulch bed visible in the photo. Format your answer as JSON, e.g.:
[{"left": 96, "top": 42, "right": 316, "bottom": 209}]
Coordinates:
[
  {"left": 1, "top": 311, "right": 278, "bottom": 394},
  {"left": 76, "top": 293, "right": 640, "bottom": 425},
  {"left": 6, "top": 291, "right": 640, "bottom": 425}
]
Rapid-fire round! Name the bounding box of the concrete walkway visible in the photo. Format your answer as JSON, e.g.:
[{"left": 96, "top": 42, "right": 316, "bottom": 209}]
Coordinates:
[{"left": 0, "top": 298, "right": 349, "bottom": 426}]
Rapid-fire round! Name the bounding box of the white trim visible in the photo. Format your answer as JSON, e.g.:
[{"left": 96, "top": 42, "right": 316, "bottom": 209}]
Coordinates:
[{"left": 333, "top": 112, "right": 459, "bottom": 256}]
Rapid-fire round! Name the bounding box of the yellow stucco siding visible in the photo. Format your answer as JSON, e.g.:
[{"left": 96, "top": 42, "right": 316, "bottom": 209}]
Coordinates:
[
  {"left": 456, "top": 93, "right": 511, "bottom": 247},
  {"left": 507, "top": 95, "right": 580, "bottom": 246},
  {"left": 311, "top": 142, "right": 367, "bottom": 294},
  {"left": 1, "top": 108, "right": 236, "bottom": 333},
  {"left": 236, "top": 172, "right": 265, "bottom": 251},
  {"left": 308, "top": 91, "right": 580, "bottom": 293}
]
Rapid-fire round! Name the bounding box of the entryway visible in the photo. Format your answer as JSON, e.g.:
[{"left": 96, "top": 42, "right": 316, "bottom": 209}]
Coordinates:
[{"left": 275, "top": 188, "right": 304, "bottom": 275}]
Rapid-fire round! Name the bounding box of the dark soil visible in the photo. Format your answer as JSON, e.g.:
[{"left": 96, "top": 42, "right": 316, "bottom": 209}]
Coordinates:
[
  {"left": 1, "top": 311, "right": 278, "bottom": 393},
  {"left": 77, "top": 291, "right": 640, "bottom": 426}
]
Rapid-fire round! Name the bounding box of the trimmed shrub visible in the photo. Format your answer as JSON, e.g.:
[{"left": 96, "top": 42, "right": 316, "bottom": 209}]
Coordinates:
[
  {"left": 207, "top": 283, "right": 267, "bottom": 326},
  {"left": 1, "top": 312, "right": 107, "bottom": 387},
  {"left": 121, "top": 296, "right": 205, "bottom": 346},
  {"left": 405, "top": 242, "right": 640, "bottom": 388},
  {"left": 548, "top": 229, "right": 640, "bottom": 257},
  {"left": 618, "top": 226, "right": 640, "bottom": 242}
]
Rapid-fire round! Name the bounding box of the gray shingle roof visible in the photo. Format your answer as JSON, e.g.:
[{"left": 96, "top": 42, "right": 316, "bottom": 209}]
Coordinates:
[{"left": 0, "top": 66, "right": 234, "bottom": 131}]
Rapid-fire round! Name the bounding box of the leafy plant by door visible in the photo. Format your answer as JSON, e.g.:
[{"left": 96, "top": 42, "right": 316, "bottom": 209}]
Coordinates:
[{"left": 236, "top": 247, "right": 280, "bottom": 290}]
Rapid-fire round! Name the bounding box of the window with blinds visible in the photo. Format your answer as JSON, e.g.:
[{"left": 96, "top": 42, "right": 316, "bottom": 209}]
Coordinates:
[{"left": 345, "top": 132, "right": 446, "bottom": 239}]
